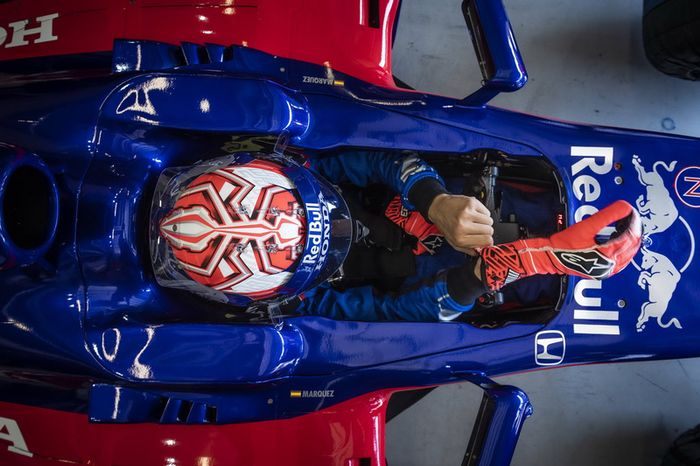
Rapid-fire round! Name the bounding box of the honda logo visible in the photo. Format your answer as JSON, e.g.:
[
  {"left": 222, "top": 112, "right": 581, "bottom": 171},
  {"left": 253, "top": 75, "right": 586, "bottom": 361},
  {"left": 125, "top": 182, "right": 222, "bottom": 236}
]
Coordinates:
[
  {"left": 534, "top": 331, "right": 566, "bottom": 366},
  {"left": 0, "top": 13, "right": 58, "bottom": 49}
]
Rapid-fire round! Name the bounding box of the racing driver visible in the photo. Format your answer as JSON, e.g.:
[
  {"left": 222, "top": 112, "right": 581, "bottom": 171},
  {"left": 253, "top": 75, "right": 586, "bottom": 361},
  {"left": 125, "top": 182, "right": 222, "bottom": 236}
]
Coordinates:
[{"left": 152, "top": 151, "right": 641, "bottom": 322}]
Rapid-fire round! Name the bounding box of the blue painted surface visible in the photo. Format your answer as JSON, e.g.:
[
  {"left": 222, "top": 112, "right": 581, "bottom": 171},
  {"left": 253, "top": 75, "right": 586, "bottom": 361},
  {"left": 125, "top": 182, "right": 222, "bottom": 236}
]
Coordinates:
[
  {"left": 0, "top": 146, "right": 59, "bottom": 269},
  {"left": 0, "top": 33, "right": 699, "bottom": 453},
  {"left": 463, "top": 0, "right": 528, "bottom": 106},
  {"left": 454, "top": 372, "right": 533, "bottom": 466}
]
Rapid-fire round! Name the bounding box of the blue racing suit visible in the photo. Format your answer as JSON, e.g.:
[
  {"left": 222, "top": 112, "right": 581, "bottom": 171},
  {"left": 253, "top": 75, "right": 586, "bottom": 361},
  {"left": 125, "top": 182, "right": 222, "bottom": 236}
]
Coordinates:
[{"left": 294, "top": 151, "right": 475, "bottom": 322}]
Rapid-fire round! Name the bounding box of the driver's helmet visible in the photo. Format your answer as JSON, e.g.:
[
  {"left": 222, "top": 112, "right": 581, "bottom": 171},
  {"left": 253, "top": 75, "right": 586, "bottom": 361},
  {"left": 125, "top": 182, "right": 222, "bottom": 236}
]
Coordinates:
[{"left": 150, "top": 153, "right": 352, "bottom": 306}]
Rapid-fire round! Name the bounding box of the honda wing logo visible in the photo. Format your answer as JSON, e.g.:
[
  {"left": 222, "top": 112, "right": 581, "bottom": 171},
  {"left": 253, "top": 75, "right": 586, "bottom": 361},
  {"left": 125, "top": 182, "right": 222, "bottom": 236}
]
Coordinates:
[
  {"left": 632, "top": 155, "right": 693, "bottom": 332},
  {"left": 535, "top": 331, "right": 566, "bottom": 366}
]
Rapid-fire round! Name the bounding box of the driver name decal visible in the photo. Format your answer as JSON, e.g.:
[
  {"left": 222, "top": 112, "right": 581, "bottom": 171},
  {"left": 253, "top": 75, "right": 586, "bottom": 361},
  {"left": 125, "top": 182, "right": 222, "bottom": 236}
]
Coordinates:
[
  {"left": 290, "top": 389, "right": 335, "bottom": 398},
  {"left": 302, "top": 75, "right": 345, "bottom": 87}
]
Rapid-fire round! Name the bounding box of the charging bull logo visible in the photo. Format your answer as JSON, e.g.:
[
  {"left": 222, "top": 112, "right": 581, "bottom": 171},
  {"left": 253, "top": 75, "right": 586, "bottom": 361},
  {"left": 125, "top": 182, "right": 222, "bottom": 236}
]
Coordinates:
[
  {"left": 637, "top": 248, "right": 682, "bottom": 331},
  {"left": 631, "top": 155, "right": 694, "bottom": 332},
  {"left": 632, "top": 155, "right": 678, "bottom": 235}
]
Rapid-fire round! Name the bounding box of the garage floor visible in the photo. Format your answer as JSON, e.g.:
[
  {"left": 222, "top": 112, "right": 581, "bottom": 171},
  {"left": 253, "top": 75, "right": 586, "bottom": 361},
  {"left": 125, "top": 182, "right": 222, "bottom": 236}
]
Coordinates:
[{"left": 387, "top": 1, "right": 700, "bottom": 465}]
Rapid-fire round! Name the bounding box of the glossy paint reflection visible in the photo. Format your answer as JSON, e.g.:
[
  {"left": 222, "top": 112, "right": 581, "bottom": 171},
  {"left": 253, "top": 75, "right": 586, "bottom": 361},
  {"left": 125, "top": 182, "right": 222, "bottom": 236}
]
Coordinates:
[
  {"left": 115, "top": 77, "right": 174, "bottom": 122},
  {"left": 0, "top": 146, "right": 59, "bottom": 270},
  {"left": 0, "top": 388, "right": 395, "bottom": 465},
  {"left": 1, "top": 24, "right": 700, "bottom": 466},
  {"left": 103, "top": 73, "right": 310, "bottom": 134}
]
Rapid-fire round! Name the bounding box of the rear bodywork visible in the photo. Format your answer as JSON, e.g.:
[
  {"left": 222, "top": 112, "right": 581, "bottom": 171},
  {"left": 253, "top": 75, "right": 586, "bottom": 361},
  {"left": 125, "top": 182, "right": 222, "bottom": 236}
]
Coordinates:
[{"left": 0, "top": 1, "right": 699, "bottom": 465}]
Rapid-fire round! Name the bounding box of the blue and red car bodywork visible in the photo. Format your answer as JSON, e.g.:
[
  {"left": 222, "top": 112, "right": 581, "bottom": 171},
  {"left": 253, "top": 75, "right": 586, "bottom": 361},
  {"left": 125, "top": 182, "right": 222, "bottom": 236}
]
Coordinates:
[{"left": 0, "top": 1, "right": 698, "bottom": 465}]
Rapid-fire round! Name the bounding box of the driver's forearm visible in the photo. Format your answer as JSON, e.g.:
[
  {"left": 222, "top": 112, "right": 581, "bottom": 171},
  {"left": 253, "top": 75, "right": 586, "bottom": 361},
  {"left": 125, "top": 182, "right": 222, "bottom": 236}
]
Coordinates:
[{"left": 308, "top": 151, "right": 446, "bottom": 212}]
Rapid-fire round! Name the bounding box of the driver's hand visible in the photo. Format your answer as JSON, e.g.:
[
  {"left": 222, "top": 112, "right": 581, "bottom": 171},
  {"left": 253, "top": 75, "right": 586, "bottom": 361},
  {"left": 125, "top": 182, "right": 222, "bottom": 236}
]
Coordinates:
[{"left": 427, "top": 194, "right": 494, "bottom": 255}]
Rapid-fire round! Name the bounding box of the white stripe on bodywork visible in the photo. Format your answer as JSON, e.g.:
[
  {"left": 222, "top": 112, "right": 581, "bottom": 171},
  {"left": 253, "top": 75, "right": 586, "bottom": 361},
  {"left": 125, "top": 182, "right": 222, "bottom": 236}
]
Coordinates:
[{"left": 573, "top": 324, "right": 620, "bottom": 335}]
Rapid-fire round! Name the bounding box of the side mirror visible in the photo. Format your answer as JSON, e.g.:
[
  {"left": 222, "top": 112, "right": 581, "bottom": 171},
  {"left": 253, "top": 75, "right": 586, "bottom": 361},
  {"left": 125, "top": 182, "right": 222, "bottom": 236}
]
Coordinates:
[
  {"left": 461, "top": 0, "right": 528, "bottom": 107},
  {"left": 457, "top": 372, "right": 533, "bottom": 466}
]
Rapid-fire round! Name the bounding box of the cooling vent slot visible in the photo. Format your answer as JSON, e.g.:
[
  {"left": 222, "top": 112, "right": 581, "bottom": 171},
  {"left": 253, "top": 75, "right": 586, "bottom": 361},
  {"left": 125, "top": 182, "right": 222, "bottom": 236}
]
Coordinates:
[
  {"left": 367, "top": 0, "right": 380, "bottom": 28},
  {"left": 89, "top": 384, "right": 218, "bottom": 424},
  {"left": 112, "top": 40, "right": 235, "bottom": 73},
  {"left": 160, "top": 398, "right": 218, "bottom": 424}
]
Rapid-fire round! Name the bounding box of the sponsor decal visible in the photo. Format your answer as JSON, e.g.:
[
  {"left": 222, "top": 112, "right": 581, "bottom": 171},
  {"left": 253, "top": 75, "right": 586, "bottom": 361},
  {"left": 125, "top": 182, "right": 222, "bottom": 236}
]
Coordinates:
[
  {"left": 631, "top": 155, "right": 693, "bottom": 332},
  {"left": 570, "top": 147, "right": 621, "bottom": 336},
  {"left": 302, "top": 75, "right": 345, "bottom": 86},
  {"left": 290, "top": 390, "right": 335, "bottom": 398},
  {"left": 570, "top": 146, "right": 614, "bottom": 222},
  {"left": 302, "top": 194, "right": 331, "bottom": 271},
  {"left": 674, "top": 166, "right": 700, "bottom": 208},
  {"left": 573, "top": 279, "right": 620, "bottom": 335},
  {"left": 0, "top": 416, "right": 32, "bottom": 458},
  {"left": 0, "top": 13, "right": 58, "bottom": 49},
  {"left": 535, "top": 330, "right": 566, "bottom": 366},
  {"left": 569, "top": 149, "right": 693, "bottom": 334},
  {"left": 554, "top": 250, "right": 613, "bottom": 278},
  {"left": 635, "top": 248, "right": 682, "bottom": 331},
  {"left": 633, "top": 155, "right": 678, "bottom": 235},
  {"left": 420, "top": 234, "right": 444, "bottom": 253}
]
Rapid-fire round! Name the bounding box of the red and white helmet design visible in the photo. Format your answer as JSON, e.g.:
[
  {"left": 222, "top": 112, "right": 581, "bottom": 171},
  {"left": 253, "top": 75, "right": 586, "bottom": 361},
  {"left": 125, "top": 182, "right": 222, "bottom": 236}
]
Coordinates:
[{"left": 159, "top": 159, "right": 306, "bottom": 300}]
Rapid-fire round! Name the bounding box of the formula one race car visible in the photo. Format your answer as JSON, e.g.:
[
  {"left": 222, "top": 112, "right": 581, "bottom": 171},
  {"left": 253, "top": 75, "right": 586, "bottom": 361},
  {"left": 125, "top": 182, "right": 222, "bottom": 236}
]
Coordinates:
[{"left": 0, "top": 1, "right": 698, "bottom": 465}]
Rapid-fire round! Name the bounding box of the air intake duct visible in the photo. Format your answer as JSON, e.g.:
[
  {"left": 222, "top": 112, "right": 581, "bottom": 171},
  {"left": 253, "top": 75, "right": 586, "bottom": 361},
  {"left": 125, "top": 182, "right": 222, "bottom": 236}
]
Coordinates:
[{"left": 0, "top": 144, "right": 59, "bottom": 270}]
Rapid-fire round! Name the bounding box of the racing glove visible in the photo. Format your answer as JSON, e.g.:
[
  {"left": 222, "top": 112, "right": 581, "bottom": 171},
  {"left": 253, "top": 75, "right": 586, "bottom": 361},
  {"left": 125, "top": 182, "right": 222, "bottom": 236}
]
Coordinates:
[
  {"left": 385, "top": 195, "right": 444, "bottom": 255},
  {"left": 480, "top": 200, "right": 642, "bottom": 291}
]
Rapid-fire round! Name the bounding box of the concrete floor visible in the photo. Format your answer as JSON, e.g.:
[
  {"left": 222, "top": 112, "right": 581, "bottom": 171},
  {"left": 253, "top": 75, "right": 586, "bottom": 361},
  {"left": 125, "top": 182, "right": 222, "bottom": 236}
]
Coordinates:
[{"left": 387, "top": 1, "right": 700, "bottom": 465}]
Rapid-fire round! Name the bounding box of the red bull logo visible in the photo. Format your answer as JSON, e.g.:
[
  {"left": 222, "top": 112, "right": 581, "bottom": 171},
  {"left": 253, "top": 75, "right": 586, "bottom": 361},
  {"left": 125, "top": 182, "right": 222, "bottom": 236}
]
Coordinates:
[
  {"left": 631, "top": 156, "right": 694, "bottom": 332},
  {"left": 636, "top": 248, "right": 682, "bottom": 331},
  {"left": 568, "top": 149, "right": 692, "bottom": 335},
  {"left": 302, "top": 195, "right": 331, "bottom": 271},
  {"left": 633, "top": 155, "right": 678, "bottom": 234},
  {"left": 570, "top": 146, "right": 613, "bottom": 222},
  {"left": 570, "top": 146, "right": 621, "bottom": 336}
]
